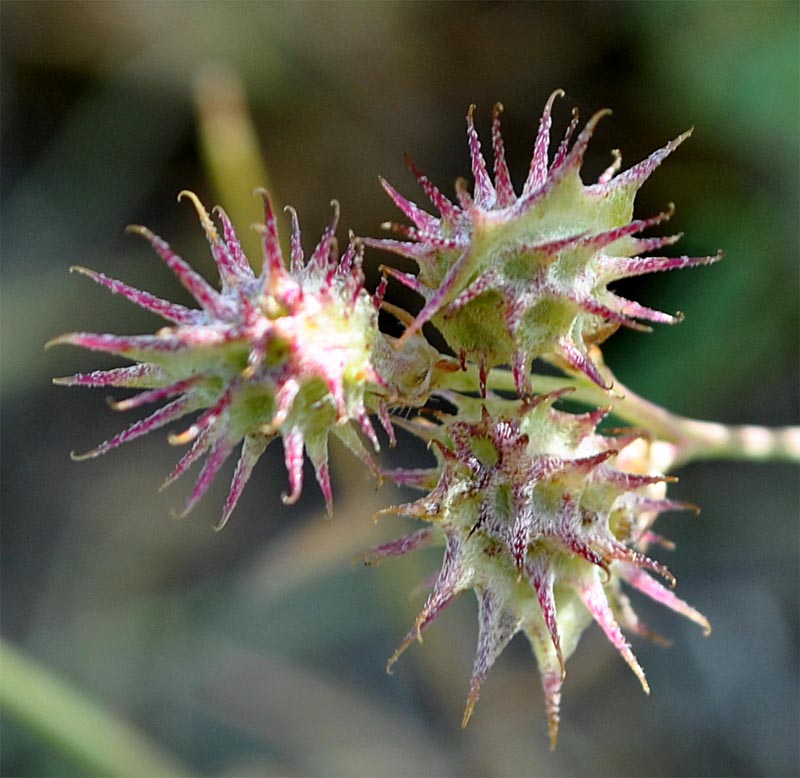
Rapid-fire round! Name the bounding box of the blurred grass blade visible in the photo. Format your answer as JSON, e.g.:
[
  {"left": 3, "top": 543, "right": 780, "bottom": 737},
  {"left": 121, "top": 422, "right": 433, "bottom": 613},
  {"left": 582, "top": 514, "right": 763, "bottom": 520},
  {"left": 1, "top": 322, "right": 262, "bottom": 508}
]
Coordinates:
[
  {"left": 0, "top": 637, "right": 189, "bottom": 777},
  {"left": 193, "top": 63, "right": 274, "bottom": 265}
]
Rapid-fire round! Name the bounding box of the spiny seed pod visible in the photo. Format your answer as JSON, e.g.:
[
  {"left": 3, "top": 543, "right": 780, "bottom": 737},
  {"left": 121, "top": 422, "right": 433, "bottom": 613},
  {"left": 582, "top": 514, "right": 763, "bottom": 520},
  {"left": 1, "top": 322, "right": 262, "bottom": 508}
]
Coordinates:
[
  {"left": 364, "top": 392, "right": 709, "bottom": 747},
  {"left": 368, "top": 91, "right": 722, "bottom": 393},
  {"left": 49, "top": 191, "right": 440, "bottom": 528}
]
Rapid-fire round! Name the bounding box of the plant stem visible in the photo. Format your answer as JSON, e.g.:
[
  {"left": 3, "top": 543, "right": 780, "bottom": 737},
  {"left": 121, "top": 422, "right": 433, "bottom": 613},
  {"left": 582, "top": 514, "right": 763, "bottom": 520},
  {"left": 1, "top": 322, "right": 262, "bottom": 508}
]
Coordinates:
[
  {"left": 193, "top": 64, "right": 274, "bottom": 264},
  {"left": 0, "top": 637, "right": 189, "bottom": 777}
]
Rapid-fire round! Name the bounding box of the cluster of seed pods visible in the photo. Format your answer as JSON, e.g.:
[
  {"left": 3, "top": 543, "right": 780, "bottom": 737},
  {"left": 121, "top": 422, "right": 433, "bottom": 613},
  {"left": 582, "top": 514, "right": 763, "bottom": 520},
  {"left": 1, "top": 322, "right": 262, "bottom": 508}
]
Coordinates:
[{"left": 52, "top": 92, "right": 718, "bottom": 746}]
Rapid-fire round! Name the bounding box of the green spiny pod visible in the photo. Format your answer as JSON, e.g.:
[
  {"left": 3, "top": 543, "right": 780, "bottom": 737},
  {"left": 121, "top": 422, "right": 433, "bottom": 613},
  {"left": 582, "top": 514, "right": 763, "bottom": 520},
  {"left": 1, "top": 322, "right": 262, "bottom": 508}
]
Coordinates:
[
  {"left": 365, "top": 392, "right": 709, "bottom": 747},
  {"left": 50, "top": 191, "right": 440, "bottom": 527},
  {"left": 369, "top": 92, "right": 721, "bottom": 393}
]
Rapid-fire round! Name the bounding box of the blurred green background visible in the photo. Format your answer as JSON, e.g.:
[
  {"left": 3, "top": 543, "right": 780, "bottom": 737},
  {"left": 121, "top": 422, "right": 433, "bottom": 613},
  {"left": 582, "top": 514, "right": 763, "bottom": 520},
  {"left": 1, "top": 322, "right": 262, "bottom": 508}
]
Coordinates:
[{"left": 1, "top": 2, "right": 798, "bottom": 776}]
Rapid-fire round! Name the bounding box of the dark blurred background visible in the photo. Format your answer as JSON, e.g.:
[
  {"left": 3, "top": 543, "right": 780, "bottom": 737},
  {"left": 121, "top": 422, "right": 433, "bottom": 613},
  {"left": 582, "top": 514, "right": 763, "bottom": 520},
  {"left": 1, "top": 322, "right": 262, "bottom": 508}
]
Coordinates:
[{"left": 1, "top": 2, "right": 798, "bottom": 776}]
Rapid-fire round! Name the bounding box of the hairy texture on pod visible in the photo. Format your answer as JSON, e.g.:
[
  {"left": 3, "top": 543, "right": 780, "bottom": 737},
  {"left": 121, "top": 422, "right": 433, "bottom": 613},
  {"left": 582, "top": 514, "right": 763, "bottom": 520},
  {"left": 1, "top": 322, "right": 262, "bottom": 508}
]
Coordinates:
[
  {"left": 368, "top": 92, "right": 722, "bottom": 393},
  {"left": 366, "top": 392, "right": 709, "bottom": 748},
  {"left": 50, "top": 191, "right": 439, "bottom": 527}
]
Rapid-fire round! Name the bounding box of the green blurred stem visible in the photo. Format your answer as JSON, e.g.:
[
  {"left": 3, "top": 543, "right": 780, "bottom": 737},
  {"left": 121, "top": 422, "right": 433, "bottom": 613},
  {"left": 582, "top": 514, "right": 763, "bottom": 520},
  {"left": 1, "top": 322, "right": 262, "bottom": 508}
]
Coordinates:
[
  {"left": 439, "top": 364, "right": 800, "bottom": 465},
  {"left": 0, "top": 637, "right": 189, "bottom": 777},
  {"left": 193, "top": 63, "right": 273, "bottom": 265}
]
